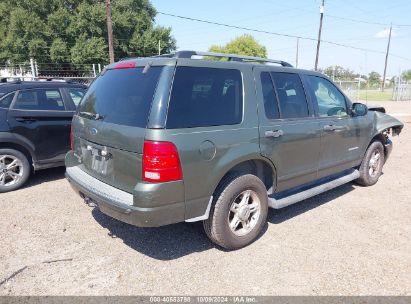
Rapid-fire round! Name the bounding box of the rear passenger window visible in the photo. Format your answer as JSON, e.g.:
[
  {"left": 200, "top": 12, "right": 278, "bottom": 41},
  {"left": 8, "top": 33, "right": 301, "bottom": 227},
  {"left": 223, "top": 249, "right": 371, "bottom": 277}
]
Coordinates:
[
  {"left": 270, "top": 72, "right": 309, "bottom": 119},
  {"left": 68, "top": 88, "right": 85, "bottom": 106},
  {"left": 260, "top": 72, "right": 280, "bottom": 119},
  {"left": 166, "top": 67, "right": 243, "bottom": 128},
  {"left": 14, "top": 89, "right": 65, "bottom": 111}
]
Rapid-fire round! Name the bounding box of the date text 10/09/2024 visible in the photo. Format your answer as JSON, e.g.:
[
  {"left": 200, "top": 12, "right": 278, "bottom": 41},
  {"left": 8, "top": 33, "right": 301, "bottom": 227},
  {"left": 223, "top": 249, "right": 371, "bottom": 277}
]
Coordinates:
[{"left": 149, "top": 296, "right": 257, "bottom": 303}]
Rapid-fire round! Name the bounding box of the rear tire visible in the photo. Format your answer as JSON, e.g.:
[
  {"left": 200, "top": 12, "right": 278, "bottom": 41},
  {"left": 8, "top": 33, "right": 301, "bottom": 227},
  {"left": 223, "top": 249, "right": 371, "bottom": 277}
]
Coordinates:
[
  {"left": 355, "top": 141, "right": 385, "bottom": 186},
  {"left": 0, "top": 149, "right": 31, "bottom": 193},
  {"left": 203, "top": 174, "right": 268, "bottom": 250}
]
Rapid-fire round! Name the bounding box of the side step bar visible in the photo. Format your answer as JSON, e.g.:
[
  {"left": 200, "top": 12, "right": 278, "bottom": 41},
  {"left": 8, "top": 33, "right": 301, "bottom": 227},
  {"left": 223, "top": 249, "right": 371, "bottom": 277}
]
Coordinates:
[{"left": 268, "top": 169, "right": 360, "bottom": 209}]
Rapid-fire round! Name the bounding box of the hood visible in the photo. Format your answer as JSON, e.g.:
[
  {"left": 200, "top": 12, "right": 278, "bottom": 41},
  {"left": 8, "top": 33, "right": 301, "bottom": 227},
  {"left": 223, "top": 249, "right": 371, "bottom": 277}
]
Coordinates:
[{"left": 373, "top": 111, "right": 404, "bottom": 136}]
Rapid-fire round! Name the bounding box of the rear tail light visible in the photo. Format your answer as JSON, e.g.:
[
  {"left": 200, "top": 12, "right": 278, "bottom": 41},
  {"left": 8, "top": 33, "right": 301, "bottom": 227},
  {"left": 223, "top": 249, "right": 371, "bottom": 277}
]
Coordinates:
[
  {"left": 143, "top": 140, "right": 183, "bottom": 183},
  {"left": 70, "top": 125, "right": 73, "bottom": 150}
]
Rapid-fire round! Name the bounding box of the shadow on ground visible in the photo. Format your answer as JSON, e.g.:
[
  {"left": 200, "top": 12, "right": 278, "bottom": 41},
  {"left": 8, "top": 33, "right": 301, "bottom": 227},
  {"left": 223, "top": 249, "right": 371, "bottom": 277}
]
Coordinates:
[
  {"left": 91, "top": 183, "right": 356, "bottom": 260},
  {"left": 23, "top": 166, "right": 66, "bottom": 189},
  {"left": 92, "top": 209, "right": 217, "bottom": 260}
]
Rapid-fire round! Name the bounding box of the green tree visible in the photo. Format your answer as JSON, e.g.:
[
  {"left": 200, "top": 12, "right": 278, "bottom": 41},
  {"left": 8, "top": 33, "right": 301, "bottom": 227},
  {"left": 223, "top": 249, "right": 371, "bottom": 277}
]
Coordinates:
[
  {"left": 401, "top": 69, "right": 411, "bottom": 81},
  {"left": 368, "top": 71, "right": 381, "bottom": 87},
  {"left": 0, "top": 0, "right": 176, "bottom": 72},
  {"left": 208, "top": 34, "right": 267, "bottom": 59},
  {"left": 321, "top": 65, "right": 359, "bottom": 81}
]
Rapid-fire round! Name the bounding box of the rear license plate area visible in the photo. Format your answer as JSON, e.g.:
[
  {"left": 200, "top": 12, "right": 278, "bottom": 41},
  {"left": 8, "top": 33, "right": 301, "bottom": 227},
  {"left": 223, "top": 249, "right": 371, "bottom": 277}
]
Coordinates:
[{"left": 82, "top": 144, "right": 112, "bottom": 175}]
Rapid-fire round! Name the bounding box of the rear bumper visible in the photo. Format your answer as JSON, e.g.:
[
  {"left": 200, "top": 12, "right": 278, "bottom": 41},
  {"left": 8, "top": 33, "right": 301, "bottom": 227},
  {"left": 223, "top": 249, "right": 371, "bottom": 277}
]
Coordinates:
[
  {"left": 65, "top": 166, "right": 185, "bottom": 227},
  {"left": 384, "top": 139, "right": 393, "bottom": 161}
]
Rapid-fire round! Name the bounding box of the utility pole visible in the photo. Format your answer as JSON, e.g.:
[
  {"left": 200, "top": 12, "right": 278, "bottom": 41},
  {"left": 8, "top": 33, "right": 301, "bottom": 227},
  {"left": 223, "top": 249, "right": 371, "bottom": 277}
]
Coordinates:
[
  {"left": 381, "top": 24, "right": 392, "bottom": 92},
  {"left": 106, "top": 0, "right": 115, "bottom": 64},
  {"left": 158, "top": 40, "right": 161, "bottom": 55},
  {"left": 314, "top": 0, "right": 325, "bottom": 71},
  {"left": 295, "top": 37, "right": 299, "bottom": 68}
]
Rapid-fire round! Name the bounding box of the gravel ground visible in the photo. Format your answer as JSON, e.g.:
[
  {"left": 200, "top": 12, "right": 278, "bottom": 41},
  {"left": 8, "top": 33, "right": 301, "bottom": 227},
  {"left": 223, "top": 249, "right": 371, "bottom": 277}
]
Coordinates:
[{"left": 1, "top": 101, "right": 410, "bottom": 295}]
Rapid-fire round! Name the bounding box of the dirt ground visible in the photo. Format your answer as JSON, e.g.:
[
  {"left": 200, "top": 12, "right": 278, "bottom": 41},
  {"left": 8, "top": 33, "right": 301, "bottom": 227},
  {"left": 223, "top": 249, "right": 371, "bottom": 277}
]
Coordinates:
[{"left": 1, "top": 101, "right": 410, "bottom": 295}]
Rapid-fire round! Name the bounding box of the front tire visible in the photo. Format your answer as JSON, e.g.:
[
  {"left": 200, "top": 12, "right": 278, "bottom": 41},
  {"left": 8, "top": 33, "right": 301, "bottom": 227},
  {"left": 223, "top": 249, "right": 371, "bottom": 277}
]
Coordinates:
[
  {"left": 203, "top": 174, "right": 268, "bottom": 250},
  {"left": 0, "top": 149, "right": 31, "bottom": 193},
  {"left": 355, "top": 141, "right": 385, "bottom": 186}
]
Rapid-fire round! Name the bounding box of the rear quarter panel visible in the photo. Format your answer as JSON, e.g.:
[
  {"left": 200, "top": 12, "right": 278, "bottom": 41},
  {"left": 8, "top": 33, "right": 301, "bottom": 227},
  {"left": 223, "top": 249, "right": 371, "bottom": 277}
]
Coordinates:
[{"left": 145, "top": 62, "right": 266, "bottom": 219}]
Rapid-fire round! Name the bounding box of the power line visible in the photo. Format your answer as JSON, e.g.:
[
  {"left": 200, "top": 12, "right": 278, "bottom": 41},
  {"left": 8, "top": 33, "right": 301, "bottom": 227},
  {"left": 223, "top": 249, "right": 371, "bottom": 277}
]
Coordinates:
[
  {"left": 271, "top": 4, "right": 411, "bottom": 27},
  {"left": 326, "top": 14, "right": 390, "bottom": 26},
  {"left": 326, "top": 13, "right": 411, "bottom": 27},
  {"left": 157, "top": 11, "right": 390, "bottom": 55},
  {"left": 158, "top": 12, "right": 314, "bottom": 40}
]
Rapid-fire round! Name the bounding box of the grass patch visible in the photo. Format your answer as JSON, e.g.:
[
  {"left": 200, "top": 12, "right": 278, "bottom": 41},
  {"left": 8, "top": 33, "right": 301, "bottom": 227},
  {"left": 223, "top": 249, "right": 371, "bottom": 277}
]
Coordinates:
[{"left": 358, "top": 89, "right": 393, "bottom": 102}]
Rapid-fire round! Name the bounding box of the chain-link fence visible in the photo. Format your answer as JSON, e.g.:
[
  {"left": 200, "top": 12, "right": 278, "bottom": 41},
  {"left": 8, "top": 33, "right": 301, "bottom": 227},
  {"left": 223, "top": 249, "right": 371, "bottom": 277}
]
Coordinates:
[
  {"left": 393, "top": 82, "right": 411, "bottom": 101},
  {"left": 1, "top": 75, "right": 95, "bottom": 86},
  {"left": 334, "top": 80, "right": 360, "bottom": 101},
  {"left": 1, "top": 61, "right": 101, "bottom": 86}
]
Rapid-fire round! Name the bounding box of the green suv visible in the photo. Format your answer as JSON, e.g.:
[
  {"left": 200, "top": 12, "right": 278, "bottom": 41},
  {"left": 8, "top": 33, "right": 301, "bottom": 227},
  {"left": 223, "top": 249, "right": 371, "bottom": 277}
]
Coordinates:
[{"left": 65, "top": 51, "right": 403, "bottom": 249}]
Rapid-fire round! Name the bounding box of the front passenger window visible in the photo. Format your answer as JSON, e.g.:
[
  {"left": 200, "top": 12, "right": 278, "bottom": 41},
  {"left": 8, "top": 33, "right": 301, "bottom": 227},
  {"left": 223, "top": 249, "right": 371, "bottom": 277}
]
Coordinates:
[{"left": 306, "top": 76, "right": 348, "bottom": 117}]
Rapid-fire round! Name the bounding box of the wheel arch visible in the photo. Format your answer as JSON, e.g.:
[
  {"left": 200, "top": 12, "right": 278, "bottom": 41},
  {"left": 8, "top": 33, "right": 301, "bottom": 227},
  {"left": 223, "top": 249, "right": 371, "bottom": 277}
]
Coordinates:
[
  {"left": 212, "top": 156, "right": 277, "bottom": 197},
  {"left": 367, "top": 130, "right": 389, "bottom": 158},
  {"left": 0, "top": 134, "right": 36, "bottom": 168}
]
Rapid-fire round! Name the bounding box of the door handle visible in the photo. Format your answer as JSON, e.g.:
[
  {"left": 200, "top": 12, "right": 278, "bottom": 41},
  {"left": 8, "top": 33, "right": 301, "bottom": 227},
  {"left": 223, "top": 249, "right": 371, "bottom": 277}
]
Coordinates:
[
  {"left": 323, "top": 124, "right": 336, "bottom": 131},
  {"left": 324, "top": 124, "right": 344, "bottom": 132},
  {"left": 265, "top": 129, "right": 284, "bottom": 138},
  {"left": 15, "top": 117, "right": 36, "bottom": 123}
]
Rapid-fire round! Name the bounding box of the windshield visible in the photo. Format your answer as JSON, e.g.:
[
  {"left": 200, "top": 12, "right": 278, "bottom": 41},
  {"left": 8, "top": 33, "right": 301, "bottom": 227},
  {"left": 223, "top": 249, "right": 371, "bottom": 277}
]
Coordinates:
[{"left": 79, "top": 66, "right": 163, "bottom": 127}]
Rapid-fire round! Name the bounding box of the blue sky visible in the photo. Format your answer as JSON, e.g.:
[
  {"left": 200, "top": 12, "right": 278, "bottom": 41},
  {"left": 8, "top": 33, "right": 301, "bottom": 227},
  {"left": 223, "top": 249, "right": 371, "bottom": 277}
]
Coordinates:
[{"left": 151, "top": 0, "right": 411, "bottom": 77}]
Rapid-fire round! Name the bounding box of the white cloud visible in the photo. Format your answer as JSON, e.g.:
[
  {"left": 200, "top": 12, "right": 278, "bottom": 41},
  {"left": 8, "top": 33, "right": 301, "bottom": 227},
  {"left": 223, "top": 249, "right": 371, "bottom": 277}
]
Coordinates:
[{"left": 375, "top": 28, "right": 398, "bottom": 38}]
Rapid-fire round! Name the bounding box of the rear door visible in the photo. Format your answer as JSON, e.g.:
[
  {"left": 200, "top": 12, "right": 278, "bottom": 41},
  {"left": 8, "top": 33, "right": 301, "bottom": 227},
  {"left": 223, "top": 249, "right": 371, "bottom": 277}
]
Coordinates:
[
  {"left": 8, "top": 88, "right": 73, "bottom": 162},
  {"left": 254, "top": 68, "right": 322, "bottom": 191},
  {"left": 0, "top": 92, "right": 15, "bottom": 131},
  {"left": 303, "top": 75, "right": 371, "bottom": 178},
  {"left": 72, "top": 65, "right": 165, "bottom": 193}
]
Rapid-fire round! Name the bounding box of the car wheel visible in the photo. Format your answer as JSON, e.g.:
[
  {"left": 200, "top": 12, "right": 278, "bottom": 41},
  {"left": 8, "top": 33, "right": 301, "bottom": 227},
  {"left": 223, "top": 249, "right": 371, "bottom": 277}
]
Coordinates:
[
  {"left": 0, "top": 149, "right": 31, "bottom": 193},
  {"left": 203, "top": 174, "right": 268, "bottom": 250},
  {"left": 355, "top": 141, "right": 385, "bottom": 187}
]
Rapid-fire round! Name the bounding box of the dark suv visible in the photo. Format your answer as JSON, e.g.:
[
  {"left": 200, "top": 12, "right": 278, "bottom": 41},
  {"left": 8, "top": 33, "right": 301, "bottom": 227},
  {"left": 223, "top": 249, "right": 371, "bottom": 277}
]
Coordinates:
[
  {"left": 0, "top": 79, "right": 87, "bottom": 192},
  {"left": 65, "top": 51, "right": 403, "bottom": 249}
]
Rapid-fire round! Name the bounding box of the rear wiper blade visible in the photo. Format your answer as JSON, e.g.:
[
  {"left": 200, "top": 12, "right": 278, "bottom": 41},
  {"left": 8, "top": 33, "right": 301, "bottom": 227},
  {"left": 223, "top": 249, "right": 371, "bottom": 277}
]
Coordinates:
[{"left": 79, "top": 111, "right": 104, "bottom": 120}]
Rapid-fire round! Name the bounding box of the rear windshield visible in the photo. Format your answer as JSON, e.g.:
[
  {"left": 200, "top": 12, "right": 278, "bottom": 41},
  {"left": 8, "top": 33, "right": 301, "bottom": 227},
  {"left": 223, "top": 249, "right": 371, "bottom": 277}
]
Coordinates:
[{"left": 78, "top": 66, "right": 162, "bottom": 127}]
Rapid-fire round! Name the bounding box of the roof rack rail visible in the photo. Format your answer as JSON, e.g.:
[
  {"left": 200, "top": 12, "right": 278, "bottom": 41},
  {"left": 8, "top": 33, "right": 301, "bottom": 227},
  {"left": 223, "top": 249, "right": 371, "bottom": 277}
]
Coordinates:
[
  {"left": 153, "top": 50, "right": 293, "bottom": 67},
  {"left": 36, "top": 77, "right": 79, "bottom": 83},
  {"left": 0, "top": 78, "right": 22, "bottom": 84}
]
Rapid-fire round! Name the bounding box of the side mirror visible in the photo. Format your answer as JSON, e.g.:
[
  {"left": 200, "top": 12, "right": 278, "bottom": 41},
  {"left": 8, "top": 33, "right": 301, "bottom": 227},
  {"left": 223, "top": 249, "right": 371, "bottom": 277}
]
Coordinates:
[{"left": 351, "top": 103, "right": 368, "bottom": 117}]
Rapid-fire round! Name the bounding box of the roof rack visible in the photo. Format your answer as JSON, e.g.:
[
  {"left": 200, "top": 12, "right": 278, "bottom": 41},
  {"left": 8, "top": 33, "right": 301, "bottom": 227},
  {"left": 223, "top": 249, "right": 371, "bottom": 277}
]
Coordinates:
[
  {"left": 38, "top": 77, "right": 78, "bottom": 83},
  {"left": 153, "top": 50, "right": 293, "bottom": 67},
  {"left": 0, "top": 78, "right": 22, "bottom": 84}
]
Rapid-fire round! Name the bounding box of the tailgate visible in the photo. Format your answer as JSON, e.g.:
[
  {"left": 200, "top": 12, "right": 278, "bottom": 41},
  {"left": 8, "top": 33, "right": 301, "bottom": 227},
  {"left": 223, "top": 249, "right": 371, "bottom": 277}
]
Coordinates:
[{"left": 71, "top": 65, "right": 164, "bottom": 193}]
